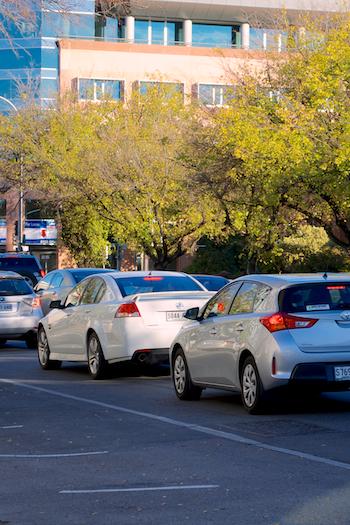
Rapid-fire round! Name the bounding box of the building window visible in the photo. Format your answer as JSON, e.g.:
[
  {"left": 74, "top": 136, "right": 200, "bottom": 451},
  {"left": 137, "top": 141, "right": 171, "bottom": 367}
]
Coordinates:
[
  {"left": 0, "top": 200, "right": 6, "bottom": 219},
  {"left": 250, "top": 27, "right": 288, "bottom": 51},
  {"left": 95, "top": 15, "right": 125, "bottom": 40},
  {"left": 197, "top": 84, "right": 235, "bottom": 106},
  {"left": 41, "top": 11, "right": 95, "bottom": 39},
  {"left": 192, "top": 23, "right": 241, "bottom": 48},
  {"left": 135, "top": 20, "right": 149, "bottom": 44},
  {"left": 139, "top": 81, "right": 184, "bottom": 97},
  {"left": 78, "top": 78, "right": 123, "bottom": 101},
  {"left": 135, "top": 19, "right": 182, "bottom": 45}
]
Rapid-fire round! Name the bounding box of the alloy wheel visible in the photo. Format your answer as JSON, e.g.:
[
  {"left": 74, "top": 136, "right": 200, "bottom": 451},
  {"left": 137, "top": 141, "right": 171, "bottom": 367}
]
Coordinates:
[
  {"left": 174, "top": 354, "right": 186, "bottom": 394},
  {"left": 242, "top": 363, "right": 257, "bottom": 408},
  {"left": 88, "top": 335, "right": 100, "bottom": 375},
  {"left": 38, "top": 329, "right": 49, "bottom": 366}
]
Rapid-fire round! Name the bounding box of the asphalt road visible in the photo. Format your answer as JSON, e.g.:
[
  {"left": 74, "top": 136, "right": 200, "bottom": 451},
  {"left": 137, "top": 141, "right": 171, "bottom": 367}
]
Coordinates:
[{"left": 2, "top": 343, "right": 350, "bottom": 525}]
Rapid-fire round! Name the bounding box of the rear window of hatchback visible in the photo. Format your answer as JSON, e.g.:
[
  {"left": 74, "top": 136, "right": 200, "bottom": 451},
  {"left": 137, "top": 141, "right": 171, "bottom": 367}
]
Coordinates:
[
  {"left": 0, "top": 257, "right": 39, "bottom": 270},
  {"left": 0, "top": 278, "right": 33, "bottom": 296},
  {"left": 114, "top": 275, "right": 202, "bottom": 297},
  {"left": 280, "top": 283, "right": 350, "bottom": 313}
]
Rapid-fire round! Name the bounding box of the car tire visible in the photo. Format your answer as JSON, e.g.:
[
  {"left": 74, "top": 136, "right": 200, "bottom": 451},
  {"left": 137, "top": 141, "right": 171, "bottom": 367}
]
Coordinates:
[
  {"left": 0, "top": 338, "right": 7, "bottom": 346},
  {"left": 172, "top": 348, "right": 202, "bottom": 401},
  {"left": 25, "top": 333, "right": 38, "bottom": 349},
  {"left": 37, "top": 327, "right": 62, "bottom": 370},
  {"left": 87, "top": 332, "right": 108, "bottom": 380},
  {"left": 240, "top": 356, "right": 266, "bottom": 414}
]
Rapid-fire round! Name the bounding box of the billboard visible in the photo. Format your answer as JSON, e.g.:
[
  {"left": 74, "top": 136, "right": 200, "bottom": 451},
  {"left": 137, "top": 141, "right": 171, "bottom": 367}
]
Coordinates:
[
  {"left": 0, "top": 219, "right": 6, "bottom": 245},
  {"left": 23, "top": 219, "right": 57, "bottom": 246}
]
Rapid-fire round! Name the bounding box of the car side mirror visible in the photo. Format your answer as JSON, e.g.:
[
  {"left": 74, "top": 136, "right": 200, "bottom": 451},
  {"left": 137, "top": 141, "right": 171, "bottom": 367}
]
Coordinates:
[
  {"left": 184, "top": 307, "right": 200, "bottom": 321},
  {"left": 49, "top": 300, "right": 64, "bottom": 310}
]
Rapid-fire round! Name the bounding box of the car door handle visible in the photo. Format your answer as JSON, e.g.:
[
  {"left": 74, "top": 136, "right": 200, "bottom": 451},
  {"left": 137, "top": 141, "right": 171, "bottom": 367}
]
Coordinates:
[
  {"left": 235, "top": 324, "right": 244, "bottom": 332},
  {"left": 209, "top": 328, "right": 217, "bottom": 335}
]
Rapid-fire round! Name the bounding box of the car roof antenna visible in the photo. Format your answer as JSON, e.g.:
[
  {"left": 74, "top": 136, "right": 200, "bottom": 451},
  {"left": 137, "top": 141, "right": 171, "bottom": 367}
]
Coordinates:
[{"left": 323, "top": 271, "right": 328, "bottom": 280}]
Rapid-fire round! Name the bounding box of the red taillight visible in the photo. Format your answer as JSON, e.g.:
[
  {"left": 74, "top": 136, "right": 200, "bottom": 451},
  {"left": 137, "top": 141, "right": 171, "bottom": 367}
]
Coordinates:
[
  {"left": 40, "top": 269, "right": 46, "bottom": 278},
  {"left": 272, "top": 356, "right": 277, "bottom": 375},
  {"left": 260, "top": 312, "right": 318, "bottom": 332},
  {"left": 115, "top": 302, "right": 141, "bottom": 318},
  {"left": 143, "top": 276, "right": 163, "bottom": 281},
  {"left": 32, "top": 297, "right": 41, "bottom": 309}
]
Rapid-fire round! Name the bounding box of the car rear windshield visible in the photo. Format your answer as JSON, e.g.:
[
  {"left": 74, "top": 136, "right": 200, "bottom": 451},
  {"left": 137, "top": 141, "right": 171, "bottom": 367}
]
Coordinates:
[
  {"left": 280, "top": 283, "right": 350, "bottom": 313},
  {"left": 194, "top": 275, "right": 230, "bottom": 291},
  {"left": 114, "top": 275, "right": 202, "bottom": 297},
  {"left": 71, "top": 269, "right": 112, "bottom": 283},
  {"left": 0, "top": 257, "right": 39, "bottom": 270},
  {"left": 0, "top": 278, "right": 33, "bottom": 296}
]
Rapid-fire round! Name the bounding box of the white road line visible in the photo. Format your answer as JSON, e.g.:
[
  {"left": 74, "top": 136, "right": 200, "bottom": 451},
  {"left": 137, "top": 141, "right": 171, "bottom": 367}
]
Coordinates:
[
  {"left": 1, "top": 377, "right": 350, "bottom": 471},
  {"left": 1, "top": 425, "right": 23, "bottom": 429},
  {"left": 0, "top": 451, "right": 108, "bottom": 459},
  {"left": 60, "top": 484, "right": 219, "bottom": 494}
]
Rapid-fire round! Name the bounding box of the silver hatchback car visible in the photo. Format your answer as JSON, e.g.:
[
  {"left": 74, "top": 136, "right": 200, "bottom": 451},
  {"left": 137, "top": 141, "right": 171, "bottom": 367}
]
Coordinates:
[
  {"left": 0, "top": 271, "right": 43, "bottom": 348},
  {"left": 170, "top": 273, "right": 350, "bottom": 413}
]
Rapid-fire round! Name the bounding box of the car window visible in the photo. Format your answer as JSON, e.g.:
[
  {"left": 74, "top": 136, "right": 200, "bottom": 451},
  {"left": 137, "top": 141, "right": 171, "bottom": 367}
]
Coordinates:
[
  {"left": 80, "top": 278, "right": 105, "bottom": 305},
  {"left": 0, "top": 278, "right": 33, "bottom": 296},
  {"left": 50, "top": 272, "right": 64, "bottom": 289},
  {"left": 0, "top": 257, "right": 40, "bottom": 270},
  {"left": 35, "top": 274, "right": 54, "bottom": 291},
  {"left": 202, "top": 282, "right": 241, "bottom": 319},
  {"left": 280, "top": 282, "right": 350, "bottom": 313},
  {"left": 95, "top": 281, "right": 107, "bottom": 303},
  {"left": 65, "top": 281, "right": 88, "bottom": 308},
  {"left": 114, "top": 275, "right": 202, "bottom": 297},
  {"left": 193, "top": 275, "right": 230, "bottom": 291},
  {"left": 229, "top": 282, "right": 271, "bottom": 314}
]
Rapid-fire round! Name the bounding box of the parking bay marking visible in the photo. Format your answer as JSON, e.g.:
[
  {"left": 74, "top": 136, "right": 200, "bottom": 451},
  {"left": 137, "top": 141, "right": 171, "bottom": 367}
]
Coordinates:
[
  {"left": 60, "top": 484, "right": 219, "bottom": 494},
  {"left": 1, "top": 377, "right": 350, "bottom": 472},
  {"left": 1, "top": 425, "right": 23, "bottom": 429},
  {"left": 0, "top": 451, "right": 109, "bottom": 459}
]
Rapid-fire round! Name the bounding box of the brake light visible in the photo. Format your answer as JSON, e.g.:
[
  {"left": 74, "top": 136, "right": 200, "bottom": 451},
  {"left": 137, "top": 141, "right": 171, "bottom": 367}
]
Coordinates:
[
  {"left": 143, "top": 277, "right": 163, "bottom": 281},
  {"left": 260, "top": 312, "right": 317, "bottom": 332},
  {"left": 115, "top": 302, "right": 141, "bottom": 318},
  {"left": 31, "top": 297, "right": 41, "bottom": 309},
  {"left": 327, "top": 285, "right": 345, "bottom": 290},
  {"left": 40, "top": 269, "right": 46, "bottom": 278}
]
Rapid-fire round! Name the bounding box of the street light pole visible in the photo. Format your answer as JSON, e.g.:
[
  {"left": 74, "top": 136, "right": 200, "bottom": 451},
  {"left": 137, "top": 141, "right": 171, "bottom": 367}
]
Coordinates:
[{"left": 0, "top": 95, "right": 24, "bottom": 251}]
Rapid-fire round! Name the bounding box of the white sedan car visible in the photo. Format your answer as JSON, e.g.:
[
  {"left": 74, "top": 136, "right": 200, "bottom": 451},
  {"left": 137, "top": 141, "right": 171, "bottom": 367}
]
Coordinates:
[{"left": 37, "top": 271, "right": 213, "bottom": 379}]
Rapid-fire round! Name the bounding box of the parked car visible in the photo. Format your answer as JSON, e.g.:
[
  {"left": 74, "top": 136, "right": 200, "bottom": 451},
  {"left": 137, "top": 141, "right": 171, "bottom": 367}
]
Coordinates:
[
  {"left": 0, "top": 253, "right": 45, "bottom": 287},
  {"left": 37, "top": 271, "right": 213, "bottom": 379},
  {"left": 0, "top": 271, "right": 43, "bottom": 348},
  {"left": 35, "top": 268, "right": 116, "bottom": 315},
  {"left": 191, "top": 274, "right": 231, "bottom": 291},
  {"left": 170, "top": 273, "right": 350, "bottom": 414}
]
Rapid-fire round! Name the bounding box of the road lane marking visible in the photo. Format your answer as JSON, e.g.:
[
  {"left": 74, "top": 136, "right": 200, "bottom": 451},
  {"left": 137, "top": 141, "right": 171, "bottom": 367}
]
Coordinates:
[
  {"left": 0, "top": 451, "right": 108, "bottom": 459},
  {"left": 60, "top": 484, "right": 219, "bottom": 494},
  {"left": 1, "top": 377, "right": 350, "bottom": 471},
  {"left": 1, "top": 425, "right": 23, "bottom": 429}
]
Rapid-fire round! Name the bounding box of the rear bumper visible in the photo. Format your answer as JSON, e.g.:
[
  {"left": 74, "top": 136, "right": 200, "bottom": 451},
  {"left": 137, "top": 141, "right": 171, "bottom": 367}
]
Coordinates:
[
  {"left": 289, "top": 362, "right": 350, "bottom": 390},
  {"left": 0, "top": 316, "right": 40, "bottom": 337},
  {"left": 132, "top": 348, "right": 169, "bottom": 366}
]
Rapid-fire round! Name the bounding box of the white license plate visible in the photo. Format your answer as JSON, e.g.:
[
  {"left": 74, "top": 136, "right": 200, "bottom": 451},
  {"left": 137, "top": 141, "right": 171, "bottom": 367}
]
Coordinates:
[
  {"left": 0, "top": 304, "right": 12, "bottom": 312},
  {"left": 334, "top": 366, "right": 350, "bottom": 381},
  {"left": 166, "top": 311, "right": 185, "bottom": 321}
]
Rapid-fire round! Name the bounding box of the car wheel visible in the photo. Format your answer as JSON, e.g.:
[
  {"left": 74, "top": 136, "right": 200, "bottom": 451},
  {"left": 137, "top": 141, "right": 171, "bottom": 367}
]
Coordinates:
[
  {"left": 25, "top": 333, "right": 38, "bottom": 349},
  {"left": 240, "top": 356, "right": 266, "bottom": 414},
  {"left": 37, "top": 327, "right": 61, "bottom": 370},
  {"left": 87, "top": 332, "right": 107, "bottom": 380},
  {"left": 0, "top": 338, "right": 7, "bottom": 346},
  {"left": 173, "top": 348, "right": 202, "bottom": 401}
]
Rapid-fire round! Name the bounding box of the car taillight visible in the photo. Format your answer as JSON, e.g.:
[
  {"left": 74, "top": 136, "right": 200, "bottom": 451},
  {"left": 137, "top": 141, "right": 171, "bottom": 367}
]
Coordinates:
[
  {"left": 31, "top": 297, "right": 41, "bottom": 309},
  {"left": 40, "top": 269, "right": 46, "bottom": 278},
  {"left": 260, "top": 312, "right": 318, "bottom": 333},
  {"left": 115, "top": 302, "right": 141, "bottom": 318}
]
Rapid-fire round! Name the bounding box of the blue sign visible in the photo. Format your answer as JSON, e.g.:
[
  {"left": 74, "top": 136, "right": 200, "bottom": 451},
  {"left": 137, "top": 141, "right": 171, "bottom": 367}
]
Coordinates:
[
  {"left": 0, "top": 219, "right": 6, "bottom": 245},
  {"left": 24, "top": 219, "right": 57, "bottom": 246}
]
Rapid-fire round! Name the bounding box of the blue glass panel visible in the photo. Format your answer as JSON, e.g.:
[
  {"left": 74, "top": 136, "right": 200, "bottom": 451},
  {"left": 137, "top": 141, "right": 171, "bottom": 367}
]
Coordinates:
[
  {"left": 0, "top": 48, "right": 41, "bottom": 69},
  {"left": 79, "top": 78, "right": 94, "bottom": 99},
  {"left": 198, "top": 84, "right": 235, "bottom": 106},
  {"left": 135, "top": 20, "right": 148, "bottom": 44},
  {"left": 41, "top": 47, "right": 59, "bottom": 69},
  {"left": 43, "top": 0, "right": 95, "bottom": 12},
  {"left": 139, "top": 81, "right": 183, "bottom": 96},
  {"left": 78, "top": 78, "right": 122, "bottom": 100},
  {"left": 0, "top": 37, "right": 41, "bottom": 50},
  {"left": 250, "top": 28, "right": 264, "bottom": 49},
  {"left": 104, "top": 80, "right": 121, "bottom": 99},
  {"left": 42, "top": 12, "right": 94, "bottom": 38},
  {"left": 0, "top": 68, "right": 41, "bottom": 79},
  {"left": 167, "top": 22, "right": 175, "bottom": 45},
  {"left": 41, "top": 78, "right": 58, "bottom": 98},
  {"left": 192, "top": 23, "right": 233, "bottom": 48},
  {"left": 152, "top": 21, "right": 164, "bottom": 44}
]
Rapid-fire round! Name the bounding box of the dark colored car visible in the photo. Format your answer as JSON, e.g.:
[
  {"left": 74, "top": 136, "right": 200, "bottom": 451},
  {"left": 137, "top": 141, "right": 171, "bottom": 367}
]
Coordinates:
[
  {"left": 191, "top": 274, "right": 231, "bottom": 291},
  {"left": 0, "top": 253, "right": 45, "bottom": 287},
  {"left": 34, "top": 268, "right": 116, "bottom": 315}
]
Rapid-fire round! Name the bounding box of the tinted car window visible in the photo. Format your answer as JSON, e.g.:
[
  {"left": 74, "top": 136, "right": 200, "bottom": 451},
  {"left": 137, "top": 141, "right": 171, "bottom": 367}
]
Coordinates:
[
  {"left": 71, "top": 269, "right": 113, "bottom": 283},
  {"left": 0, "top": 257, "right": 39, "bottom": 269},
  {"left": 0, "top": 278, "right": 32, "bottom": 296},
  {"left": 114, "top": 276, "right": 202, "bottom": 297},
  {"left": 193, "top": 275, "right": 230, "bottom": 291},
  {"left": 230, "top": 282, "right": 271, "bottom": 314},
  {"left": 203, "top": 282, "right": 241, "bottom": 319},
  {"left": 51, "top": 272, "right": 64, "bottom": 288},
  {"left": 280, "top": 282, "right": 350, "bottom": 313},
  {"left": 35, "top": 274, "right": 53, "bottom": 291},
  {"left": 65, "top": 281, "right": 88, "bottom": 307},
  {"left": 80, "top": 278, "right": 105, "bottom": 305}
]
